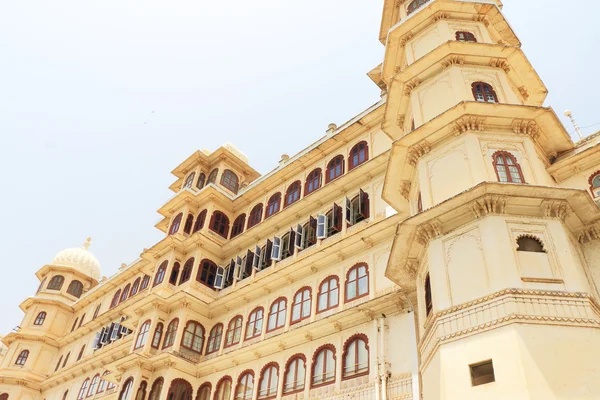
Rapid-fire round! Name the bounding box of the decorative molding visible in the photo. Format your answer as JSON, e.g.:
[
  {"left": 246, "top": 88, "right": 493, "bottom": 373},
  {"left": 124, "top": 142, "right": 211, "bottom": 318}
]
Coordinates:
[
  {"left": 399, "top": 32, "right": 414, "bottom": 47},
  {"left": 404, "top": 79, "right": 421, "bottom": 96},
  {"left": 452, "top": 115, "right": 485, "bottom": 136},
  {"left": 489, "top": 58, "right": 510, "bottom": 73},
  {"left": 541, "top": 200, "right": 569, "bottom": 220},
  {"left": 397, "top": 114, "right": 406, "bottom": 127},
  {"left": 472, "top": 15, "right": 490, "bottom": 26},
  {"left": 521, "top": 277, "right": 564, "bottom": 284},
  {"left": 512, "top": 119, "right": 540, "bottom": 140},
  {"left": 415, "top": 219, "right": 443, "bottom": 245},
  {"left": 578, "top": 224, "right": 600, "bottom": 243},
  {"left": 407, "top": 141, "right": 431, "bottom": 166},
  {"left": 405, "top": 259, "right": 419, "bottom": 278},
  {"left": 518, "top": 86, "right": 530, "bottom": 100},
  {"left": 400, "top": 181, "right": 412, "bottom": 199},
  {"left": 469, "top": 195, "right": 507, "bottom": 218},
  {"left": 433, "top": 12, "right": 450, "bottom": 21},
  {"left": 441, "top": 55, "right": 465, "bottom": 70}
]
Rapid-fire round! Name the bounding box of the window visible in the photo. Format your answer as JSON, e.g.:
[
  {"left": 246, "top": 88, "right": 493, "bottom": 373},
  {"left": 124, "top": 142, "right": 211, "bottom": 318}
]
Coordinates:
[
  {"left": 140, "top": 275, "right": 150, "bottom": 291},
  {"left": 135, "top": 320, "right": 151, "bottom": 349},
  {"left": 284, "top": 181, "right": 302, "bottom": 207},
  {"left": 206, "top": 324, "right": 223, "bottom": 354},
  {"left": 258, "top": 363, "right": 279, "bottom": 400},
  {"left": 88, "top": 375, "right": 100, "bottom": 397},
  {"left": 120, "top": 284, "right": 131, "bottom": 303},
  {"left": 291, "top": 287, "right": 311, "bottom": 324},
  {"left": 110, "top": 290, "right": 121, "bottom": 309},
  {"left": 181, "top": 321, "right": 204, "bottom": 353},
  {"left": 183, "top": 214, "right": 194, "bottom": 234},
  {"left": 15, "top": 350, "right": 29, "bottom": 365},
  {"left": 192, "top": 209, "right": 207, "bottom": 233},
  {"left": 71, "top": 317, "right": 79, "bottom": 332},
  {"left": 214, "top": 377, "right": 232, "bottom": 400},
  {"left": 129, "top": 278, "right": 140, "bottom": 297},
  {"left": 417, "top": 192, "right": 423, "bottom": 213},
  {"left": 209, "top": 211, "right": 230, "bottom": 238},
  {"left": 55, "top": 355, "right": 63, "bottom": 372},
  {"left": 245, "top": 308, "right": 264, "bottom": 340},
  {"left": 348, "top": 190, "right": 370, "bottom": 225},
  {"left": 119, "top": 378, "right": 134, "bottom": 400},
  {"left": 154, "top": 261, "right": 168, "bottom": 287},
  {"left": 183, "top": 172, "right": 196, "bottom": 189},
  {"left": 266, "top": 193, "right": 282, "bottom": 218},
  {"left": 235, "top": 371, "right": 254, "bottom": 400},
  {"left": 230, "top": 214, "right": 246, "bottom": 239},
  {"left": 221, "top": 169, "right": 240, "bottom": 194},
  {"left": 345, "top": 263, "right": 369, "bottom": 302},
  {"left": 303, "top": 218, "right": 317, "bottom": 249},
  {"left": 196, "top": 384, "right": 211, "bottom": 400},
  {"left": 76, "top": 345, "right": 86, "bottom": 361},
  {"left": 148, "top": 378, "right": 164, "bottom": 400},
  {"left": 67, "top": 280, "right": 84, "bottom": 298},
  {"left": 167, "top": 379, "right": 192, "bottom": 400},
  {"left": 78, "top": 314, "right": 86, "bottom": 329},
  {"left": 179, "top": 258, "right": 194, "bottom": 285},
  {"left": 48, "top": 275, "right": 65, "bottom": 290},
  {"left": 311, "top": 345, "right": 336, "bottom": 387},
  {"left": 92, "top": 304, "right": 102, "bottom": 320},
  {"left": 472, "top": 82, "right": 498, "bottom": 103},
  {"left": 151, "top": 323, "right": 163, "bottom": 349},
  {"left": 283, "top": 355, "right": 306, "bottom": 394},
  {"left": 207, "top": 169, "right": 219, "bottom": 185},
  {"left": 162, "top": 319, "right": 179, "bottom": 349},
  {"left": 197, "top": 173, "right": 206, "bottom": 190},
  {"left": 247, "top": 204, "right": 263, "bottom": 229},
  {"left": 343, "top": 335, "right": 369, "bottom": 379},
  {"left": 589, "top": 172, "right": 600, "bottom": 197},
  {"left": 317, "top": 277, "right": 339, "bottom": 313},
  {"left": 169, "top": 262, "right": 180, "bottom": 285},
  {"left": 267, "top": 298, "right": 287, "bottom": 332},
  {"left": 456, "top": 31, "right": 477, "bottom": 42},
  {"left": 77, "top": 379, "right": 90, "bottom": 400},
  {"left": 136, "top": 381, "right": 147, "bottom": 400},
  {"left": 197, "top": 259, "right": 218, "bottom": 287},
  {"left": 424, "top": 273, "right": 433, "bottom": 317},
  {"left": 169, "top": 213, "right": 183, "bottom": 235},
  {"left": 517, "top": 236, "right": 545, "bottom": 253},
  {"left": 470, "top": 360, "right": 495, "bottom": 386},
  {"left": 326, "top": 155, "right": 345, "bottom": 183},
  {"left": 348, "top": 141, "right": 368, "bottom": 170},
  {"left": 34, "top": 311, "right": 46, "bottom": 326},
  {"left": 305, "top": 168, "right": 322, "bottom": 195},
  {"left": 62, "top": 391, "right": 68, "bottom": 400},
  {"left": 407, "top": 0, "right": 430, "bottom": 15},
  {"left": 62, "top": 352, "right": 70, "bottom": 368},
  {"left": 492, "top": 151, "right": 524, "bottom": 183},
  {"left": 37, "top": 277, "right": 46, "bottom": 293},
  {"left": 225, "top": 316, "right": 243, "bottom": 347}
]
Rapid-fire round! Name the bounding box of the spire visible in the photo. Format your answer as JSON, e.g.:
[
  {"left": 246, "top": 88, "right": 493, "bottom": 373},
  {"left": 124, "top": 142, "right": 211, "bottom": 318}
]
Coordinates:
[{"left": 83, "top": 237, "right": 92, "bottom": 250}]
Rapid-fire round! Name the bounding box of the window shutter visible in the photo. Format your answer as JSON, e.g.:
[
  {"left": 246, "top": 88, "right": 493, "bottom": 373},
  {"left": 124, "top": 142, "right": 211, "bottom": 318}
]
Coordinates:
[
  {"left": 317, "top": 214, "right": 327, "bottom": 239},
  {"left": 345, "top": 197, "right": 352, "bottom": 224},
  {"left": 245, "top": 250, "right": 254, "bottom": 276},
  {"left": 359, "top": 189, "right": 369, "bottom": 218},
  {"left": 333, "top": 203, "right": 343, "bottom": 231},
  {"left": 265, "top": 240, "right": 273, "bottom": 266},
  {"left": 93, "top": 331, "right": 101, "bottom": 349},
  {"left": 100, "top": 327, "right": 108, "bottom": 345},
  {"left": 226, "top": 260, "right": 236, "bottom": 285},
  {"left": 288, "top": 228, "right": 296, "bottom": 256},
  {"left": 234, "top": 256, "right": 243, "bottom": 281},
  {"left": 214, "top": 267, "right": 225, "bottom": 289},
  {"left": 310, "top": 216, "right": 317, "bottom": 230},
  {"left": 295, "top": 224, "right": 304, "bottom": 249},
  {"left": 253, "top": 246, "right": 261, "bottom": 271},
  {"left": 272, "top": 236, "right": 282, "bottom": 261}
]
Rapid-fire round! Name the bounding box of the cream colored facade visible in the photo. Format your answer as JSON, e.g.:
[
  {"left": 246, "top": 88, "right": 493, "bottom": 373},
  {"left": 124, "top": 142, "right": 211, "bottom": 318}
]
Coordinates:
[{"left": 2, "top": 1, "right": 600, "bottom": 399}]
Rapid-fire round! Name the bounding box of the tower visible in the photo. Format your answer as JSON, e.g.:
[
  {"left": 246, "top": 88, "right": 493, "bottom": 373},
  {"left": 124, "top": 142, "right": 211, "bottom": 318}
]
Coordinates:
[{"left": 379, "top": 1, "right": 600, "bottom": 399}]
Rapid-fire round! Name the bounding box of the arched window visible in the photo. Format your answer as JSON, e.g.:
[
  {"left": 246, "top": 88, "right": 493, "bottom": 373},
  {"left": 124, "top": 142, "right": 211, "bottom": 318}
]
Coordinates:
[
  {"left": 148, "top": 378, "right": 164, "bottom": 400},
  {"left": 456, "top": 31, "right": 477, "bottom": 42},
  {"left": 197, "top": 259, "right": 218, "bottom": 287},
  {"left": 247, "top": 204, "right": 263, "bottom": 229},
  {"left": 0, "top": 395, "right": 7, "bottom": 400},
  {"left": 225, "top": 316, "right": 243, "bottom": 348},
  {"left": 88, "top": 374, "right": 100, "bottom": 397},
  {"left": 346, "top": 263, "right": 369, "bottom": 302},
  {"left": 220, "top": 169, "right": 240, "bottom": 194},
  {"left": 214, "top": 377, "right": 232, "bottom": 400},
  {"left": 184, "top": 172, "right": 196, "bottom": 189},
  {"left": 97, "top": 372, "right": 110, "bottom": 393},
  {"left": 207, "top": 169, "right": 219, "bottom": 185},
  {"left": 305, "top": 168, "right": 322, "bottom": 196},
  {"left": 62, "top": 392, "right": 68, "bottom": 400},
  {"left": 193, "top": 209, "right": 208, "bottom": 233},
  {"left": 135, "top": 381, "right": 147, "bottom": 400},
  {"left": 183, "top": 214, "right": 195, "bottom": 234},
  {"left": 71, "top": 317, "right": 79, "bottom": 332},
  {"left": 283, "top": 355, "right": 306, "bottom": 394},
  {"left": 417, "top": 192, "right": 423, "bottom": 213},
  {"left": 55, "top": 355, "right": 63, "bottom": 372},
  {"left": 169, "top": 213, "right": 183, "bottom": 235},
  {"left": 492, "top": 151, "right": 525, "bottom": 183},
  {"left": 258, "top": 363, "right": 279, "bottom": 400},
  {"left": 119, "top": 378, "right": 134, "bottom": 400},
  {"left": 267, "top": 298, "right": 287, "bottom": 332},
  {"left": 110, "top": 290, "right": 121, "bottom": 309},
  {"left": 48, "top": 275, "right": 65, "bottom": 290},
  {"left": 62, "top": 352, "right": 70, "bottom": 368},
  {"left": 311, "top": 345, "right": 336, "bottom": 387},
  {"left": 120, "top": 284, "right": 131, "bottom": 303},
  {"left": 34, "top": 311, "right": 47, "bottom": 326},
  {"left": 326, "top": 155, "right": 345, "bottom": 183},
  {"left": 349, "top": 190, "right": 370, "bottom": 225},
  {"left": 517, "top": 236, "right": 545, "bottom": 253},
  {"left": 135, "top": 320, "right": 151, "bottom": 349},
  {"left": 348, "top": 141, "right": 369, "bottom": 170},
  {"left": 209, "top": 211, "right": 230, "bottom": 238},
  {"left": 197, "top": 173, "right": 206, "bottom": 190},
  {"left": 67, "top": 280, "right": 84, "bottom": 298},
  {"left": 284, "top": 181, "right": 302, "bottom": 207},
  {"left": 235, "top": 371, "right": 254, "bottom": 400},
  {"left": 179, "top": 258, "right": 194, "bottom": 285},
  {"left": 424, "top": 273, "right": 433, "bottom": 317},
  {"left": 181, "top": 321, "right": 205, "bottom": 354},
  {"left": 77, "top": 345, "right": 86, "bottom": 361},
  {"left": 130, "top": 278, "right": 141, "bottom": 297},
  {"left": 206, "top": 323, "right": 223, "bottom": 355},
  {"left": 141, "top": 275, "right": 150, "bottom": 291},
  {"left": 407, "top": 0, "right": 430, "bottom": 15},
  {"left": 151, "top": 323, "right": 163, "bottom": 349},
  {"left": 169, "top": 262, "right": 181, "bottom": 285},
  {"left": 589, "top": 171, "right": 600, "bottom": 197},
  {"left": 167, "top": 379, "right": 192, "bottom": 400},
  {"left": 196, "top": 383, "right": 211, "bottom": 400},
  {"left": 265, "top": 193, "right": 282, "bottom": 218},
  {"left": 77, "top": 379, "right": 90, "bottom": 400},
  {"left": 15, "top": 350, "right": 29, "bottom": 365},
  {"left": 245, "top": 307, "right": 264, "bottom": 340},
  {"left": 36, "top": 277, "right": 47, "bottom": 294},
  {"left": 317, "top": 276, "right": 339, "bottom": 313},
  {"left": 162, "top": 319, "right": 179, "bottom": 349},
  {"left": 154, "top": 261, "right": 168, "bottom": 287},
  {"left": 230, "top": 214, "right": 246, "bottom": 239},
  {"left": 472, "top": 82, "right": 498, "bottom": 103},
  {"left": 291, "top": 287, "right": 311, "bottom": 324},
  {"left": 343, "top": 335, "right": 369, "bottom": 378}
]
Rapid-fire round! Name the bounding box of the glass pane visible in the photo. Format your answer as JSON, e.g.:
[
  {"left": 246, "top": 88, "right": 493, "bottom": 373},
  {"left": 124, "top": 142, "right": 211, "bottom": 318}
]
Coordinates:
[
  {"left": 508, "top": 166, "right": 522, "bottom": 183},
  {"left": 277, "top": 311, "right": 286, "bottom": 327},
  {"left": 330, "top": 287, "right": 339, "bottom": 306},
  {"left": 358, "top": 276, "right": 368, "bottom": 295},
  {"left": 302, "top": 299, "right": 311, "bottom": 317},
  {"left": 496, "top": 165, "right": 508, "bottom": 182},
  {"left": 347, "top": 283, "right": 356, "bottom": 300},
  {"left": 318, "top": 293, "right": 328, "bottom": 311},
  {"left": 292, "top": 304, "right": 301, "bottom": 321}
]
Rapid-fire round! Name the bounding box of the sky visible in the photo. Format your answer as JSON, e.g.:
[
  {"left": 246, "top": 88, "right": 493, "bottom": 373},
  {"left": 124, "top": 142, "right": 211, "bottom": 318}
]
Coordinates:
[{"left": 0, "top": 0, "right": 599, "bottom": 335}]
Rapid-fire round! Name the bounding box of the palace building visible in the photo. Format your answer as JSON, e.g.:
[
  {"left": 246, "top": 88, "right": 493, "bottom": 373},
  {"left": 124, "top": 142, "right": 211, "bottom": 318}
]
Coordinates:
[{"left": 2, "top": 0, "right": 600, "bottom": 399}]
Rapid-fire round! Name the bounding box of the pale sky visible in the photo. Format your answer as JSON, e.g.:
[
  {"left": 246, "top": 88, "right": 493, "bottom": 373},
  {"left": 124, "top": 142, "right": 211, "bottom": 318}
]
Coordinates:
[{"left": 0, "top": 0, "right": 598, "bottom": 335}]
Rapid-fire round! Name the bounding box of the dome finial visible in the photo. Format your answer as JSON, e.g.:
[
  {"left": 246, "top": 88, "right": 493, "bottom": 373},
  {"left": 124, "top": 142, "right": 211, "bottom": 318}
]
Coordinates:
[{"left": 83, "top": 237, "right": 92, "bottom": 250}]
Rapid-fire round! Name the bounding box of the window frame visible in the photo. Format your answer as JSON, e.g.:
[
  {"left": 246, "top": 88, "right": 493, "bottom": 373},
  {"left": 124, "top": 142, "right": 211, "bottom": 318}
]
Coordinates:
[
  {"left": 265, "top": 193, "right": 282, "bottom": 218},
  {"left": 345, "top": 263, "right": 369, "bottom": 302},
  {"left": 148, "top": 378, "right": 164, "bottom": 400},
  {"left": 247, "top": 203, "right": 263, "bottom": 229},
  {"left": 15, "top": 350, "right": 29, "bottom": 366},
  {"left": 342, "top": 334, "right": 370, "bottom": 379},
  {"left": 471, "top": 81, "right": 499, "bottom": 103},
  {"left": 207, "top": 168, "right": 219, "bottom": 185},
  {"left": 266, "top": 297, "right": 287, "bottom": 333},
  {"left": 348, "top": 141, "right": 369, "bottom": 171},
  {"left": 153, "top": 261, "right": 168, "bottom": 287},
  {"left": 491, "top": 150, "right": 525, "bottom": 183},
  {"left": 67, "top": 280, "right": 84, "bottom": 298},
  {"left": 283, "top": 354, "right": 306, "bottom": 395},
  {"left": 151, "top": 322, "right": 164, "bottom": 349},
  {"left": 197, "top": 259, "right": 218, "bottom": 288},
  {"left": 284, "top": 181, "right": 302, "bottom": 208},
  {"left": 317, "top": 276, "right": 339, "bottom": 314},
  {"left": 206, "top": 323, "right": 224, "bottom": 355},
  {"left": 193, "top": 209, "right": 208, "bottom": 233},
  {"left": 169, "top": 213, "right": 183, "bottom": 235},
  {"left": 290, "top": 287, "right": 312, "bottom": 325},
  {"left": 230, "top": 214, "right": 246, "bottom": 239},
  {"left": 48, "top": 275, "right": 65, "bottom": 291},
  {"left": 179, "top": 258, "right": 195, "bottom": 285},
  {"left": 325, "top": 155, "right": 345, "bottom": 184},
  {"left": 214, "top": 376, "right": 233, "bottom": 400},
  {"left": 245, "top": 307, "right": 264, "bottom": 341},
  {"left": 134, "top": 320, "right": 151, "bottom": 350},
  {"left": 162, "top": 318, "right": 179, "bottom": 349},
  {"left": 257, "top": 363, "right": 279, "bottom": 400},
  {"left": 224, "top": 316, "right": 243, "bottom": 348},
  {"left": 34, "top": 311, "right": 47, "bottom": 326},
  {"left": 304, "top": 168, "right": 322, "bottom": 196},
  {"left": 234, "top": 370, "right": 254, "bottom": 400},
  {"left": 456, "top": 31, "right": 477, "bottom": 42},
  {"left": 209, "top": 211, "right": 230, "bottom": 239},
  {"left": 311, "top": 345, "right": 336, "bottom": 388},
  {"left": 180, "top": 320, "right": 205, "bottom": 354},
  {"left": 220, "top": 169, "right": 240, "bottom": 194}
]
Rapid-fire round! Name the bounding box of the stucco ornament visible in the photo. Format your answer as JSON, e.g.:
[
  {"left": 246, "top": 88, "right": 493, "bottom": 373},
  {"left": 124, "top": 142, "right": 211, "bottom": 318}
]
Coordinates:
[{"left": 51, "top": 238, "right": 101, "bottom": 281}]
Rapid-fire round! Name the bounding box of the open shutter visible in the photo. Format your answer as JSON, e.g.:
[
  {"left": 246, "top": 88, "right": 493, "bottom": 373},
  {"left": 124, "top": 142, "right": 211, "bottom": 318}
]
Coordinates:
[
  {"left": 226, "top": 260, "right": 236, "bottom": 285},
  {"left": 214, "top": 266, "right": 225, "bottom": 289},
  {"left": 112, "top": 322, "right": 122, "bottom": 340},
  {"left": 295, "top": 224, "right": 304, "bottom": 250},
  {"left": 234, "top": 256, "right": 243, "bottom": 281},
  {"left": 333, "top": 203, "right": 343, "bottom": 232},
  {"left": 317, "top": 214, "right": 327, "bottom": 239},
  {"left": 309, "top": 216, "right": 317, "bottom": 245},
  {"left": 359, "top": 189, "right": 369, "bottom": 218},
  {"left": 265, "top": 239, "right": 273, "bottom": 267},
  {"left": 288, "top": 228, "right": 296, "bottom": 256},
  {"left": 245, "top": 250, "right": 254, "bottom": 276},
  {"left": 345, "top": 197, "right": 352, "bottom": 224},
  {"left": 271, "top": 236, "right": 282, "bottom": 261},
  {"left": 253, "top": 246, "right": 261, "bottom": 271},
  {"left": 100, "top": 327, "right": 109, "bottom": 345},
  {"left": 93, "top": 331, "right": 102, "bottom": 349}
]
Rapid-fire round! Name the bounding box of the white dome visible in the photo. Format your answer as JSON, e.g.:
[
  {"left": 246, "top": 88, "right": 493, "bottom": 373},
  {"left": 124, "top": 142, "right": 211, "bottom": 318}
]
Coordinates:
[{"left": 51, "top": 238, "right": 101, "bottom": 281}]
